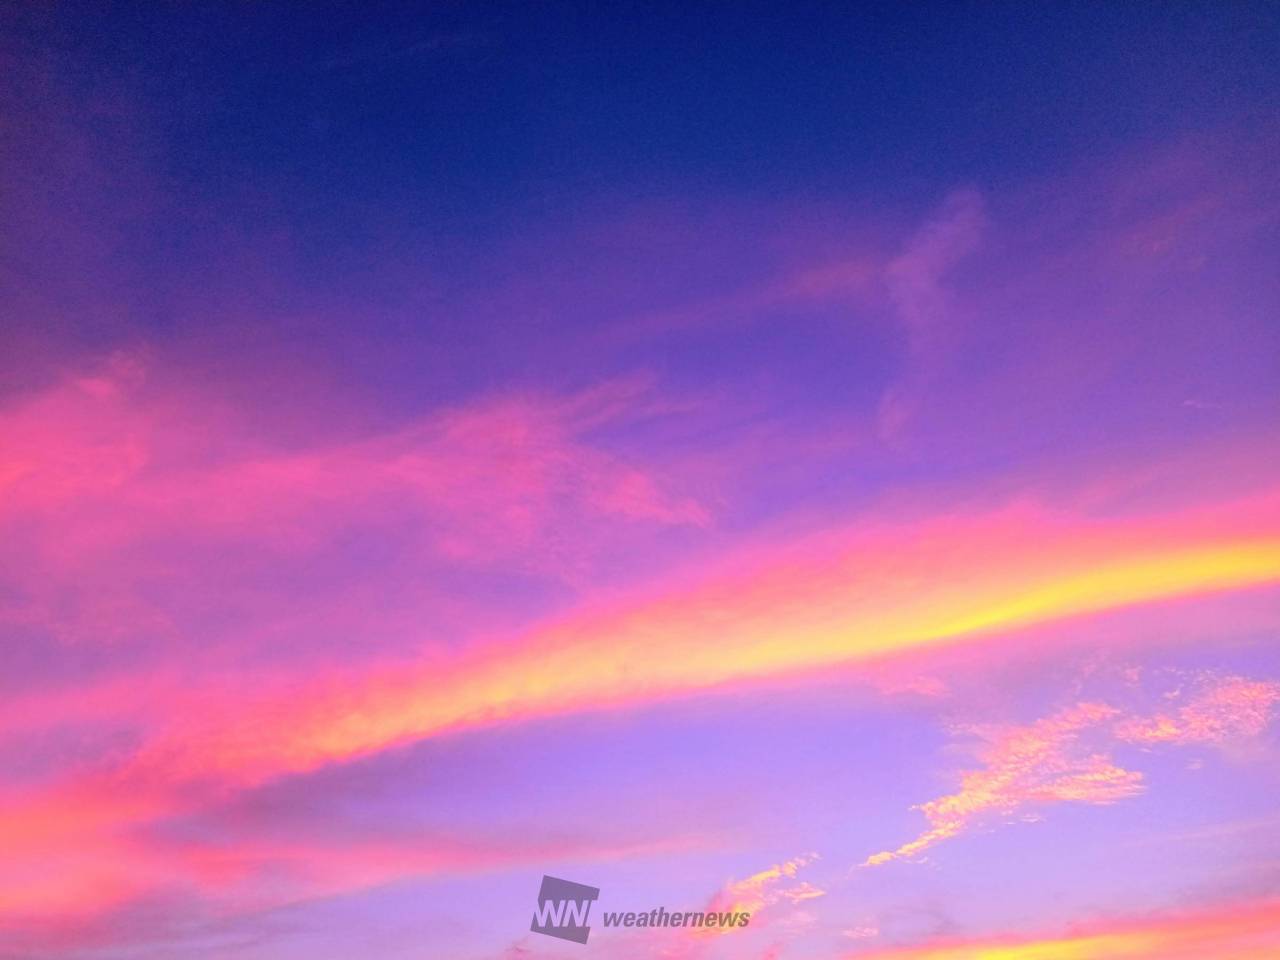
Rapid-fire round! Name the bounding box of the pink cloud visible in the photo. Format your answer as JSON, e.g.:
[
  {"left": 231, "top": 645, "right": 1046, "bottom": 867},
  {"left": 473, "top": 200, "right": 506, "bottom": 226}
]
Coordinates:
[
  {"left": 0, "top": 804, "right": 705, "bottom": 954},
  {"left": 0, "top": 359, "right": 707, "bottom": 646}
]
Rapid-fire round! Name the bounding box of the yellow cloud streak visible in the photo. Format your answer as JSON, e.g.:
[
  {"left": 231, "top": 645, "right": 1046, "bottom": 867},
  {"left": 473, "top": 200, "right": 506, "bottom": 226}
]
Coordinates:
[{"left": 168, "top": 503, "right": 1280, "bottom": 784}]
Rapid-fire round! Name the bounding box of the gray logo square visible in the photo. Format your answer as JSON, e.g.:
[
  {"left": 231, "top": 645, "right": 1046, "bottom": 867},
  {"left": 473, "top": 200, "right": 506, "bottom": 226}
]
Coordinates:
[{"left": 530, "top": 875, "right": 600, "bottom": 944}]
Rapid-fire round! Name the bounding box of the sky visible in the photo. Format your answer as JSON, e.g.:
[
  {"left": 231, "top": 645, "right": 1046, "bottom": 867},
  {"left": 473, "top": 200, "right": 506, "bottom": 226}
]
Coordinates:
[{"left": 1, "top": 3, "right": 1279, "bottom": 959}]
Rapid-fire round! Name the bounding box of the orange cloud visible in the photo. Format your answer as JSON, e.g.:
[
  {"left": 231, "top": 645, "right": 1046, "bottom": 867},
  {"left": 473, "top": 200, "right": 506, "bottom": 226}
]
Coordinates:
[
  {"left": 845, "top": 896, "right": 1280, "bottom": 959},
  {"left": 702, "top": 853, "right": 824, "bottom": 932},
  {"left": 862, "top": 703, "right": 1143, "bottom": 867},
  {"left": 863, "top": 674, "right": 1280, "bottom": 867},
  {"left": 1116, "top": 676, "right": 1280, "bottom": 746}
]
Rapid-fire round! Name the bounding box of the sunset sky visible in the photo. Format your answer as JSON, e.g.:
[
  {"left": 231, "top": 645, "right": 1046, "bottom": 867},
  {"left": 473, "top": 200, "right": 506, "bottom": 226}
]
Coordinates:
[{"left": 2, "top": 4, "right": 1280, "bottom": 959}]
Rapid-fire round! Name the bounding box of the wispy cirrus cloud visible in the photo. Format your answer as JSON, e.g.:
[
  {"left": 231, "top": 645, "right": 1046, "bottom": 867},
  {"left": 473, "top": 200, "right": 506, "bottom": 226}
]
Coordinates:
[
  {"left": 879, "top": 188, "right": 984, "bottom": 440},
  {"left": 702, "top": 853, "right": 824, "bottom": 935},
  {"left": 863, "top": 673, "right": 1280, "bottom": 867},
  {"left": 0, "top": 356, "right": 704, "bottom": 554},
  {"left": 1116, "top": 676, "right": 1280, "bottom": 746},
  {"left": 575, "top": 852, "right": 826, "bottom": 960},
  {"left": 862, "top": 702, "right": 1142, "bottom": 867},
  {"left": 0, "top": 358, "right": 708, "bottom": 649}
]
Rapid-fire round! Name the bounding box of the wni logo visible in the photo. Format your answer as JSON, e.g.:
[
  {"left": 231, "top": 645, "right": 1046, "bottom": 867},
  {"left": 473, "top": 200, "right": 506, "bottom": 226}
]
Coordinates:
[{"left": 531, "top": 875, "right": 600, "bottom": 944}]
